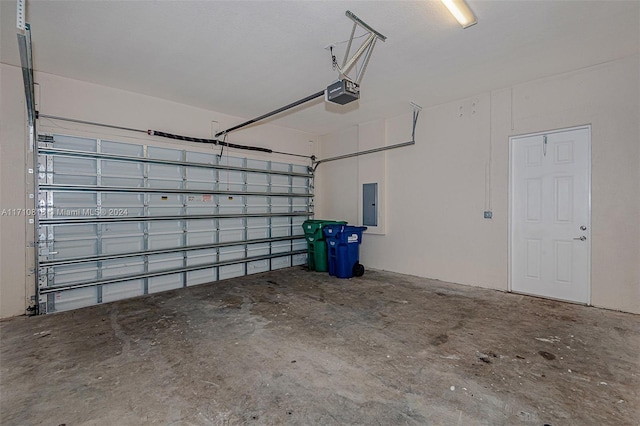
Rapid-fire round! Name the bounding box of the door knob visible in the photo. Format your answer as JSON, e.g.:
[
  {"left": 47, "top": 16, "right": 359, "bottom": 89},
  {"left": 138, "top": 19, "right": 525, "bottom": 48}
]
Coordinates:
[
  {"left": 580, "top": 226, "right": 587, "bottom": 231},
  {"left": 573, "top": 236, "right": 587, "bottom": 241}
]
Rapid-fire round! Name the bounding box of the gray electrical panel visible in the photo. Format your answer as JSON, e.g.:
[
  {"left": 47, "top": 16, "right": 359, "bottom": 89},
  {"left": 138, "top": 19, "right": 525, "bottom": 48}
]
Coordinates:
[{"left": 363, "top": 183, "right": 377, "bottom": 226}]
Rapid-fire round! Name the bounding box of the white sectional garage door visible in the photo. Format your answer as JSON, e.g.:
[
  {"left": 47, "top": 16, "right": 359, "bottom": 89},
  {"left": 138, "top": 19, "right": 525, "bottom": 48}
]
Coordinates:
[{"left": 36, "top": 134, "right": 311, "bottom": 313}]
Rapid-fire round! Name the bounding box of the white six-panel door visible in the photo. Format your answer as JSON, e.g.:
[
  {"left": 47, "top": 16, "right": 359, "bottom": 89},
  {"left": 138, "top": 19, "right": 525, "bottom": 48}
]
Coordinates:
[{"left": 510, "top": 126, "right": 591, "bottom": 303}]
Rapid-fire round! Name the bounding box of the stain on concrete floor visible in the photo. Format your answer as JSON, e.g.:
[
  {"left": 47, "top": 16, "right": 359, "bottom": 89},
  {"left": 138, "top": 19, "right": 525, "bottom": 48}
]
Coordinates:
[{"left": 1, "top": 268, "right": 638, "bottom": 425}]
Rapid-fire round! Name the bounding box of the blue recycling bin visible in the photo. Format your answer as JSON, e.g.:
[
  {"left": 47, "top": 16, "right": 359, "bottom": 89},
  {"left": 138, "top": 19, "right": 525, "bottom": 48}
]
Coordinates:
[{"left": 323, "top": 224, "right": 367, "bottom": 278}]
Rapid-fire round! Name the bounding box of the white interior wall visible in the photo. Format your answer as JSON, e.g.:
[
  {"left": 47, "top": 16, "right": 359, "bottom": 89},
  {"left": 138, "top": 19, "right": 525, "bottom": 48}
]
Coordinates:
[
  {"left": 315, "top": 126, "right": 359, "bottom": 224},
  {"left": 0, "top": 64, "right": 29, "bottom": 319},
  {"left": 0, "top": 63, "right": 317, "bottom": 319},
  {"left": 357, "top": 120, "right": 387, "bottom": 235},
  {"left": 317, "top": 54, "right": 639, "bottom": 314}
]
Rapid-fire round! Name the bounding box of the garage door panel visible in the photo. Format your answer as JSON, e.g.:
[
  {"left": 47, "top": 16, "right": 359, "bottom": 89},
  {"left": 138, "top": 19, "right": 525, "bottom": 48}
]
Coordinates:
[
  {"left": 292, "top": 217, "right": 306, "bottom": 236},
  {"left": 148, "top": 253, "right": 183, "bottom": 272},
  {"left": 186, "top": 248, "right": 217, "bottom": 266},
  {"left": 270, "top": 175, "right": 290, "bottom": 193},
  {"left": 292, "top": 197, "right": 308, "bottom": 214},
  {"left": 186, "top": 166, "right": 215, "bottom": 181},
  {"left": 185, "top": 194, "right": 216, "bottom": 213},
  {"left": 247, "top": 226, "right": 269, "bottom": 240},
  {"left": 53, "top": 287, "right": 98, "bottom": 312},
  {"left": 37, "top": 134, "right": 311, "bottom": 313},
  {"left": 219, "top": 245, "right": 246, "bottom": 262},
  {"left": 271, "top": 217, "right": 291, "bottom": 237},
  {"left": 247, "top": 173, "right": 268, "bottom": 193},
  {"left": 101, "top": 258, "right": 144, "bottom": 278},
  {"left": 220, "top": 155, "right": 244, "bottom": 168},
  {"left": 247, "top": 217, "right": 269, "bottom": 239},
  {"left": 101, "top": 193, "right": 144, "bottom": 216},
  {"left": 292, "top": 239, "right": 306, "bottom": 252},
  {"left": 148, "top": 194, "right": 183, "bottom": 216},
  {"left": 147, "top": 156, "right": 183, "bottom": 189},
  {"left": 52, "top": 157, "right": 97, "bottom": 185},
  {"left": 219, "top": 218, "right": 244, "bottom": 242},
  {"left": 292, "top": 253, "right": 307, "bottom": 266},
  {"left": 186, "top": 151, "right": 217, "bottom": 164},
  {"left": 248, "top": 242, "right": 270, "bottom": 256},
  {"left": 247, "top": 159, "right": 268, "bottom": 170},
  {"left": 187, "top": 268, "right": 216, "bottom": 286},
  {"left": 148, "top": 274, "right": 183, "bottom": 293},
  {"left": 247, "top": 196, "right": 268, "bottom": 213},
  {"left": 271, "top": 197, "right": 291, "bottom": 213},
  {"left": 271, "top": 241, "right": 292, "bottom": 254},
  {"left": 52, "top": 192, "right": 97, "bottom": 214},
  {"left": 220, "top": 170, "right": 244, "bottom": 184},
  {"left": 102, "top": 176, "right": 145, "bottom": 188},
  {"left": 292, "top": 177, "right": 309, "bottom": 194},
  {"left": 186, "top": 219, "right": 216, "bottom": 232},
  {"left": 271, "top": 227, "right": 292, "bottom": 238},
  {"left": 291, "top": 164, "right": 307, "bottom": 174},
  {"left": 148, "top": 163, "right": 182, "bottom": 179},
  {"left": 187, "top": 231, "right": 215, "bottom": 246},
  {"left": 102, "top": 160, "right": 143, "bottom": 177},
  {"left": 219, "top": 264, "right": 244, "bottom": 280},
  {"left": 272, "top": 256, "right": 291, "bottom": 270},
  {"left": 102, "top": 280, "right": 145, "bottom": 303},
  {"left": 53, "top": 263, "right": 98, "bottom": 286},
  {"left": 218, "top": 217, "right": 243, "bottom": 228},
  {"left": 147, "top": 179, "right": 183, "bottom": 190},
  {"left": 101, "top": 222, "right": 144, "bottom": 237},
  {"left": 102, "top": 236, "right": 144, "bottom": 255},
  {"left": 271, "top": 162, "right": 290, "bottom": 172},
  {"left": 292, "top": 239, "right": 307, "bottom": 265},
  {"left": 53, "top": 224, "right": 97, "bottom": 238},
  {"left": 52, "top": 135, "right": 97, "bottom": 151},
  {"left": 148, "top": 233, "right": 183, "bottom": 250},
  {"left": 247, "top": 217, "right": 268, "bottom": 228},
  {"left": 54, "top": 239, "right": 98, "bottom": 259},
  {"left": 148, "top": 147, "right": 182, "bottom": 161},
  {"left": 149, "top": 220, "right": 183, "bottom": 234},
  {"left": 185, "top": 205, "right": 216, "bottom": 216},
  {"left": 101, "top": 140, "right": 143, "bottom": 156},
  {"left": 218, "top": 195, "right": 243, "bottom": 213},
  {"left": 247, "top": 259, "right": 269, "bottom": 274}
]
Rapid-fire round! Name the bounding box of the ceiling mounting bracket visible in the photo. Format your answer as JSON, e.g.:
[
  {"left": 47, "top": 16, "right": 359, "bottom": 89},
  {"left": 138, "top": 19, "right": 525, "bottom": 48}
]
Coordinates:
[{"left": 335, "top": 10, "right": 387, "bottom": 86}]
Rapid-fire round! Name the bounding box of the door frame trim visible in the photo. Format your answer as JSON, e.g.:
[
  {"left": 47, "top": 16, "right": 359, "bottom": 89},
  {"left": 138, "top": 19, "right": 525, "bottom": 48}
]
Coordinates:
[{"left": 508, "top": 124, "right": 592, "bottom": 305}]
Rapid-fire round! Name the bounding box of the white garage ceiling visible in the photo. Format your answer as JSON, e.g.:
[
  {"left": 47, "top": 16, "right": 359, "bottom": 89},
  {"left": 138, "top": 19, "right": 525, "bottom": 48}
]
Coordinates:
[{"left": 1, "top": 0, "right": 638, "bottom": 136}]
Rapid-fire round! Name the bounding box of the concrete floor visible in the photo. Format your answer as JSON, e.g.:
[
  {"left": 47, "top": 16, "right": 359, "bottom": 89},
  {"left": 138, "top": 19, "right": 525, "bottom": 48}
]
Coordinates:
[{"left": 0, "top": 268, "right": 638, "bottom": 426}]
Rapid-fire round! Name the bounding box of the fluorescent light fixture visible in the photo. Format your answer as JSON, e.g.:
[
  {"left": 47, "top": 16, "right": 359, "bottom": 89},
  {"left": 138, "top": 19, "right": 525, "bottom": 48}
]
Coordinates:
[{"left": 441, "top": 0, "right": 477, "bottom": 28}]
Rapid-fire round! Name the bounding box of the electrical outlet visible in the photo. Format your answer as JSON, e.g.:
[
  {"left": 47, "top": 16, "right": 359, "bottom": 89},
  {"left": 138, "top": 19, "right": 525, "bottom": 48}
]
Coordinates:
[{"left": 484, "top": 211, "right": 493, "bottom": 219}]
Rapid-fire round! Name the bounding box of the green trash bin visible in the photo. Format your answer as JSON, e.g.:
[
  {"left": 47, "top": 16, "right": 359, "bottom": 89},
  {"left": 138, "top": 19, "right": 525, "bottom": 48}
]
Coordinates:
[{"left": 302, "top": 220, "right": 347, "bottom": 272}]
